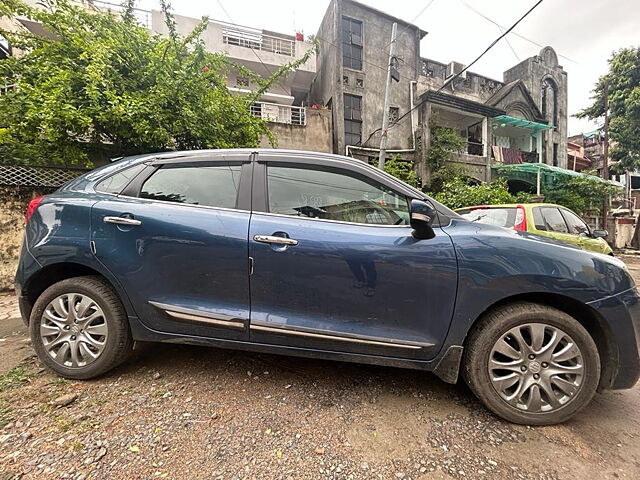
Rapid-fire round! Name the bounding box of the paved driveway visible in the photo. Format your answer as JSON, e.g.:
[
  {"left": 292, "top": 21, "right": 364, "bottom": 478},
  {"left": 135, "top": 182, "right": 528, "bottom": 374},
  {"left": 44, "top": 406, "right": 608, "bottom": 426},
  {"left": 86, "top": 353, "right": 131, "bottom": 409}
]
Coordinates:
[{"left": 1, "top": 258, "right": 639, "bottom": 480}]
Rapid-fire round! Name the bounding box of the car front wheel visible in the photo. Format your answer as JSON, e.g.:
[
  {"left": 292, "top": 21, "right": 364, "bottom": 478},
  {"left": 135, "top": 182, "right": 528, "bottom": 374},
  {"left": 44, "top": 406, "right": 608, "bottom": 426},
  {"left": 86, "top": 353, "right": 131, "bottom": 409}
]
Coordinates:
[
  {"left": 463, "top": 302, "right": 600, "bottom": 425},
  {"left": 30, "top": 276, "right": 134, "bottom": 379}
]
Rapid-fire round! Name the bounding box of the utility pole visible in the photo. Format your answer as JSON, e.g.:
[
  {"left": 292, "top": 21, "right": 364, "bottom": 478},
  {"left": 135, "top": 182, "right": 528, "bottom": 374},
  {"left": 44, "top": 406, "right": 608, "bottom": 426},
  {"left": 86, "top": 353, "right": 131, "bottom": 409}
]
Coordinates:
[
  {"left": 602, "top": 79, "right": 610, "bottom": 181},
  {"left": 378, "top": 22, "right": 397, "bottom": 170},
  {"left": 602, "top": 78, "right": 610, "bottom": 231}
]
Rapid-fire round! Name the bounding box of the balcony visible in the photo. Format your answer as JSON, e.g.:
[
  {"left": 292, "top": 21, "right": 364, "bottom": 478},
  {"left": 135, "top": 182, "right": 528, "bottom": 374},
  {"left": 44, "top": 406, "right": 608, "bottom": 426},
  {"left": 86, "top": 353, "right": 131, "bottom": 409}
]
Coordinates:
[
  {"left": 91, "top": 1, "right": 151, "bottom": 28},
  {"left": 251, "top": 102, "right": 306, "bottom": 126},
  {"left": 221, "top": 23, "right": 295, "bottom": 57}
]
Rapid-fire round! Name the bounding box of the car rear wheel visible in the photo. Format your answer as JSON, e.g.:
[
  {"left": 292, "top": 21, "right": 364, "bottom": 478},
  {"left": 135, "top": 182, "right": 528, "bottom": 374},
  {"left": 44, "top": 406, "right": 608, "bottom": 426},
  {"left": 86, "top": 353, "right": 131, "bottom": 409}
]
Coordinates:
[
  {"left": 462, "top": 302, "right": 600, "bottom": 425},
  {"left": 30, "top": 276, "right": 134, "bottom": 379}
]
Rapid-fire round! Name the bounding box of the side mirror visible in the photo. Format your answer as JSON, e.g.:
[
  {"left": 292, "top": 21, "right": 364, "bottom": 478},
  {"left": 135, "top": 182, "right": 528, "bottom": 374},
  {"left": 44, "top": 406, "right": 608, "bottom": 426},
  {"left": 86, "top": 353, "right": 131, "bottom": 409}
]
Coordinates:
[
  {"left": 410, "top": 199, "right": 436, "bottom": 240},
  {"left": 592, "top": 229, "right": 608, "bottom": 239}
]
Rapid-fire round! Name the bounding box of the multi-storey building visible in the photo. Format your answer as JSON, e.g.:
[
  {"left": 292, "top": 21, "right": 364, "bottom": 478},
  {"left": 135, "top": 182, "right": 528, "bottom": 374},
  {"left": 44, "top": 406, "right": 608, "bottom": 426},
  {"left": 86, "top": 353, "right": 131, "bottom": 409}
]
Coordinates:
[{"left": 311, "top": 0, "right": 569, "bottom": 186}]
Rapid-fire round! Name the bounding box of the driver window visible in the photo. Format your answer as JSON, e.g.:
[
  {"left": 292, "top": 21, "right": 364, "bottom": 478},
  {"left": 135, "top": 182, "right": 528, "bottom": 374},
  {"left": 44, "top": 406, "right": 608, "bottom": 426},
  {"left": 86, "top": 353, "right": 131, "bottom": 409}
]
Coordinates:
[
  {"left": 561, "top": 209, "right": 590, "bottom": 235},
  {"left": 267, "top": 165, "right": 409, "bottom": 225}
]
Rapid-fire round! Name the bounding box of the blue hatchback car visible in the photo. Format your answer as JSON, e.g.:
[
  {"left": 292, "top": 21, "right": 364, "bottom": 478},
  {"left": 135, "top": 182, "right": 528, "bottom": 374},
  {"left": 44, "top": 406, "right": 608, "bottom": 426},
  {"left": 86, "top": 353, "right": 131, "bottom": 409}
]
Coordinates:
[{"left": 15, "top": 149, "right": 640, "bottom": 424}]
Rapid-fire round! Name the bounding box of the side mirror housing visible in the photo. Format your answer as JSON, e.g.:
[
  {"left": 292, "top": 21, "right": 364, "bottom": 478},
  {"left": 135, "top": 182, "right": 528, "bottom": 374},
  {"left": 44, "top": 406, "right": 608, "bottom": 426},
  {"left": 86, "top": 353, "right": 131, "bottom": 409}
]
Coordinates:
[
  {"left": 592, "top": 229, "right": 608, "bottom": 239},
  {"left": 410, "top": 199, "right": 436, "bottom": 239}
]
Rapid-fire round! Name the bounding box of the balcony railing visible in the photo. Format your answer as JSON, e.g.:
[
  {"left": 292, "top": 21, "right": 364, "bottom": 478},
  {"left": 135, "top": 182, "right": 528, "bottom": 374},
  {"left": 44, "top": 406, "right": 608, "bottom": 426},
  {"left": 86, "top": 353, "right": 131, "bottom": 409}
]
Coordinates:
[
  {"left": 91, "top": 1, "right": 151, "bottom": 29},
  {"left": 222, "top": 23, "right": 295, "bottom": 57},
  {"left": 251, "top": 102, "right": 306, "bottom": 126},
  {"left": 0, "top": 84, "right": 16, "bottom": 95}
]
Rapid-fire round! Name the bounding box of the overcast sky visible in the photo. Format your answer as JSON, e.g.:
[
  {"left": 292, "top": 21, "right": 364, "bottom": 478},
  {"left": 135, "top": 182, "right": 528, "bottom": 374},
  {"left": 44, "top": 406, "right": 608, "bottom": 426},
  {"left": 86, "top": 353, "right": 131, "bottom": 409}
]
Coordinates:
[{"left": 137, "top": 0, "right": 638, "bottom": 135}]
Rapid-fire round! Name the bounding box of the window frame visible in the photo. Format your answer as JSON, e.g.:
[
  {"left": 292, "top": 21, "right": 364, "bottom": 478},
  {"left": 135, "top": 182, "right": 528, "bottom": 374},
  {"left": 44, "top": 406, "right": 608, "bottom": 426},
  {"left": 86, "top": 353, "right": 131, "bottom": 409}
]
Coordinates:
[
  {"left": 264, "top": 162, "right": 411, "bottom": 227},
  {"left": 342, "top": 16, "right": 363, "bottom": 71},
  {"left": 344, "top": 93, "right": 363, "bottom": 146},
  {"left": 100, "top": 155, "right": 254, "bottom": 212}
]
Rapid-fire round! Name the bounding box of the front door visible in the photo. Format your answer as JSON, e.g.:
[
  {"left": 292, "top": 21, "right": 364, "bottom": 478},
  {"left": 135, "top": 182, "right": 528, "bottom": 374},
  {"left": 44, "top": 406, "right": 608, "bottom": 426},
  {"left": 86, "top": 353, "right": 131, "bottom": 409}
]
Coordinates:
[
  {"left": 248, "top": 159, "right": 458, "bottom": 360},
  {"left": 91, "top": 156, "right": 252, "bottom": 340}
]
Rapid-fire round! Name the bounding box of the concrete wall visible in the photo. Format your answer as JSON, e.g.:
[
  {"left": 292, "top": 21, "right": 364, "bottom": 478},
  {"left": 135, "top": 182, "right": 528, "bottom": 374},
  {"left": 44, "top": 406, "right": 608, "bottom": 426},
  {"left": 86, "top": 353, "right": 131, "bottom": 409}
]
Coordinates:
[
  {"left": 0, "top": 188, "right": 43, "bottom": 292},
  {"left": 260, "top": 109, "right": 333, "bottom": 153},
  {"left": 311, "top": 0, "right": 422, "bottom": 155}
]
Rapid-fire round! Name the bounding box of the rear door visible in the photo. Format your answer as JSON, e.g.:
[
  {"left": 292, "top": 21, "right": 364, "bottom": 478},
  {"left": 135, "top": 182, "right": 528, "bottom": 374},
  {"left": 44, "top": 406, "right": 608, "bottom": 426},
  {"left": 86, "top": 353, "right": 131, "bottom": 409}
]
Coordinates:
[
  {"left": 531, "top": 206, "right": 579, "bottom": 247},
  {"left": 247, "top": 155, "right": 458, "bottom": 360},
  {"left": 90, "top": 153, "right": 252, "bottom": 340}
]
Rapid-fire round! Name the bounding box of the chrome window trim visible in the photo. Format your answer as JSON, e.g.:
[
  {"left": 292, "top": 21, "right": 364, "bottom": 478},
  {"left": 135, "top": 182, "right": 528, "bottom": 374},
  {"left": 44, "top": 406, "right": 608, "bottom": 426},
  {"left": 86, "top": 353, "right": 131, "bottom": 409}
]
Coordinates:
[
  {"left": 250, "top": 322, "right": 433, "bottom": 349},
  {"left": 252, "top": 210, "right": 412, "bottom": 228},
  {"left": 149, "top": 301, "right": 246, "bottom": 329},
  {"left": 111, "top": 193, "right": 252, "bottom": 215}
]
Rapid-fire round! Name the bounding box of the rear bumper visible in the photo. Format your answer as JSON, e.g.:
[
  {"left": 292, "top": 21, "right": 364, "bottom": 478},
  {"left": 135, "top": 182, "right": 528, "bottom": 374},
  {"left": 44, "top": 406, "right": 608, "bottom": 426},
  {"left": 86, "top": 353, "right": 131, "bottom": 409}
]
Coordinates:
[{"left": 587, "top": 287, "right": 640, "bottom": 390}]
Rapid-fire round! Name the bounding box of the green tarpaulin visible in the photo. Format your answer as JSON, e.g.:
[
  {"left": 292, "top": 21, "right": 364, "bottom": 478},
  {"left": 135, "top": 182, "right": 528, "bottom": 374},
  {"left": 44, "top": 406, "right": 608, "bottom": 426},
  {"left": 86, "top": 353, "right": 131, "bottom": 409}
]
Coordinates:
[{"left": 491, "top": 163, "right": 622, "bottom": 189}]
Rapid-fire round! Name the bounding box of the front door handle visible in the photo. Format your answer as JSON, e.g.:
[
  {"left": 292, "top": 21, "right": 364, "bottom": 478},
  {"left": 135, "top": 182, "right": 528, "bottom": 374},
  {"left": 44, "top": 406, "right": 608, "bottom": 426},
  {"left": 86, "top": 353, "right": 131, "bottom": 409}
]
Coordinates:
[
  {"left": 253, "top": 234, "right": 298, "bottom": 246},
  {"left": 103, "top": 216, "right": 142, "bottom": 226}
]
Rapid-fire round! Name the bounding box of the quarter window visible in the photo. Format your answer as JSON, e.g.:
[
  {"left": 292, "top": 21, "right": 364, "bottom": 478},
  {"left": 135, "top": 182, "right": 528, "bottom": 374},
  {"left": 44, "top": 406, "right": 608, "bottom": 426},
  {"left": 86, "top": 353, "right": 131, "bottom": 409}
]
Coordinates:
[
  {"left": 140, "top": 165, "right": 242, "bottom": 208},
  {"left": 267, "top": 165, "right": 409, "bottom": 225},
  {"left": 95, "top": 164, "right": 146, "bottom": 194},
  {"left": 342, "top": 17, "right": 363, "bottom": 70}
]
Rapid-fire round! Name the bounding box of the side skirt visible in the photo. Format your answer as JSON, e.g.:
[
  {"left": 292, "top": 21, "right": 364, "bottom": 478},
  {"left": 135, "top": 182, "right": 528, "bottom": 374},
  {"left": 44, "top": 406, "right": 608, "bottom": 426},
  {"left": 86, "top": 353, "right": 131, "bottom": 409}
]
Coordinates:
[{"left": 128, "top": 316, "right": 463, "bottom": 383}]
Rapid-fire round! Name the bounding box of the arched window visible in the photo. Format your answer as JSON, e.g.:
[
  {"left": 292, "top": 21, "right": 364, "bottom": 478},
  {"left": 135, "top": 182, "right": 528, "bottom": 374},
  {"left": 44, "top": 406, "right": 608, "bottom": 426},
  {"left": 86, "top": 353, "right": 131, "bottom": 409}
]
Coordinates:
[{"left": 541, "top": 77, "right": 558, "bottom": 127}]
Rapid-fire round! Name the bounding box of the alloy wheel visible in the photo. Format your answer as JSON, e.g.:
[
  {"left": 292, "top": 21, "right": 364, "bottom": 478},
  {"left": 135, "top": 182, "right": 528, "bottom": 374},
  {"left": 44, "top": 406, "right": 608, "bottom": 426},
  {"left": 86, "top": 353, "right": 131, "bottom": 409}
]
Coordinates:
[
  {"left": 40, "top": 293, "right": 109, "bottom": 368},
  {"left": 488, "top": 322, "right": 585, "bottom": 413}
]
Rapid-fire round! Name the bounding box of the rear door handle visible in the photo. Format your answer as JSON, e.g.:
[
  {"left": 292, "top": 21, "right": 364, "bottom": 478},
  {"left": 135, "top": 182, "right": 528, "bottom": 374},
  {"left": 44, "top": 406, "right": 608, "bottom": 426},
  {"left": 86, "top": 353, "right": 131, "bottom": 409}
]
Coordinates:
[
  {"left": 253, "top": 234, "right": 298, "bottom": 246},
  {"left": 103, "top": 216, "right": 142, "bottom": 226}
]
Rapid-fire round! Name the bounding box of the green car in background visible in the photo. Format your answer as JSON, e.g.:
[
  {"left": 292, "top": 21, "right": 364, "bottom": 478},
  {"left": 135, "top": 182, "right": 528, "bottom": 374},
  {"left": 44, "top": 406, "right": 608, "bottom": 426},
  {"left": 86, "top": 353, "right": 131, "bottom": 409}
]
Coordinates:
[{"left": 456, "top": 203, "right": 613, "bottom": 255}]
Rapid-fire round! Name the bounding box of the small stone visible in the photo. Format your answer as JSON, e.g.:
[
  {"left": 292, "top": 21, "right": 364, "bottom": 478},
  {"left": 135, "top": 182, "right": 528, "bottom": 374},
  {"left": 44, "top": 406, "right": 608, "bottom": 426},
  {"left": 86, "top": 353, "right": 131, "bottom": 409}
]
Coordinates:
[
  {"left": 395, "top": 473, "right": 405, "bottom": 479},
  {"left": 314, "top": 447, "right": 325, "bottom": 455},
  {"left": 161, "top": 392, "right": 171, "bottom": 399},
  {"left": 53, "top": 393, "right": 78, "bottom": 407},
  {"left": 20, "top": 432, "right": 32, "bottom": 441},
  {"left": 488, "top": 460, "right": 498, "bottom": 467},
  {"left": 284, "top": 384, "right": 292, "bottom": 389},
  {"left": 152, "top": 372, "right": 162, "bottom": 380}
]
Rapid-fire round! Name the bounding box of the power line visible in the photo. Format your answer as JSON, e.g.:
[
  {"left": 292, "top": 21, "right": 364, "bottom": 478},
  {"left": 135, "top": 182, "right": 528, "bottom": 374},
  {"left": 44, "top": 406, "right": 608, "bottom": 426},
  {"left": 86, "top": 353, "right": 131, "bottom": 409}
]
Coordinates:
[
  {"left": 358, "top": 0, "right": 545, "bottom": 148},
  {"left": 457, "top": 0, "right": 577, "bottom": 64},
  {"left": 381, "top": 0, "right": 437, "bottom": 50}
]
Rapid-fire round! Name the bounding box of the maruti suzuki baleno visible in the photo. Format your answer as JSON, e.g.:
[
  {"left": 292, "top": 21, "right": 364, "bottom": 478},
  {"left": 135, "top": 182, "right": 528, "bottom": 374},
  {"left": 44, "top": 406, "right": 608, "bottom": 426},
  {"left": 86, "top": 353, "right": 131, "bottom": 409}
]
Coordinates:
[{"left": 15, "top": 149, "right": 640, "bottom": 425}]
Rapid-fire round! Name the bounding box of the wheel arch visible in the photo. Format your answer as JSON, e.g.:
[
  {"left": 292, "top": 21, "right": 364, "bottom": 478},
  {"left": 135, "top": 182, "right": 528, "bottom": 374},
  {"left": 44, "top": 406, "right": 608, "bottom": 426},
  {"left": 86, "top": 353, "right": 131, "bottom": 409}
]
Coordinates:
[
  {"left": 464, "top": 292, "right": 618, "bottom": 390},
  {"left": 21, "top": 262, "right": 136, "bottom": 323}
]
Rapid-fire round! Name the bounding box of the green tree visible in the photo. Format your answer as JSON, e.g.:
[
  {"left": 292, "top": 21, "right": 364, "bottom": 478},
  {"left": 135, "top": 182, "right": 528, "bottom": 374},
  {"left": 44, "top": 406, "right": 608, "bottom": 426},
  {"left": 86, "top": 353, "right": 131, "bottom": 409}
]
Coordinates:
[
  {"left": 383, "top": 154, "right": 420, "bottom": 187},
  {"left": 0, "top": 0, "right": 314, "bottom": 166},
  {"left": 577, "top": 46, "right": 640, "bottom": 170},
  {"left": 424, "top": 124, "right": 467, "bottom": 191},
  {"left": 431, "top": 177, "right": 532, "bottom": 210},
  {"left": 543, "top": 175, "right": 620, "bottom": 216}
]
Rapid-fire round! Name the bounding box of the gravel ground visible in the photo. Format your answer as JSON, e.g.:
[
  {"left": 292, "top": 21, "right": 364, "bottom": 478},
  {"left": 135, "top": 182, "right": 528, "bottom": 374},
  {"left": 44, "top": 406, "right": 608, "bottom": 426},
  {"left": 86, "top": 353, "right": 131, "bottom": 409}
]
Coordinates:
[{"left": 1, "top": 258, "right": 640, "bottom": 479}]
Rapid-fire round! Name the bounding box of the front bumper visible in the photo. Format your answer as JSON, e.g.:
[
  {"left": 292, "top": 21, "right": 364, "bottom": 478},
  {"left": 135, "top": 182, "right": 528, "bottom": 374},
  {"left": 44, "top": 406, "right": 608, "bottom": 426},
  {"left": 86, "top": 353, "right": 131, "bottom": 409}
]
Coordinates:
[{"left": 587, "top": 287, "right": 640, "bottom": 390}]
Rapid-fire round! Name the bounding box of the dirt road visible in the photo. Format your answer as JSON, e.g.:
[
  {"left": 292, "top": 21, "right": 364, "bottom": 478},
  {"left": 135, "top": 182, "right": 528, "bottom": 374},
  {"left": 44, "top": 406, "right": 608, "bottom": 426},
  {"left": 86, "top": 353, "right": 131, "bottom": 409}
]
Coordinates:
[{"left": 1, "top": 258, "right": 639, "bottom": 480}]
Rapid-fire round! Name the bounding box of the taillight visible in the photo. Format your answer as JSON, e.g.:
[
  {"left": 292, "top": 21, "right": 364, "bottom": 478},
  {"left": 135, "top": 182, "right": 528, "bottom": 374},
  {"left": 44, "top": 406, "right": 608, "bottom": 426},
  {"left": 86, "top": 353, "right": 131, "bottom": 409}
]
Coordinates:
[
  {"left": 514, "top": 205, "right": 527, "bottom": 231},
  {"left": 25, "top": 195, "right": 45, "bottom": 223}
]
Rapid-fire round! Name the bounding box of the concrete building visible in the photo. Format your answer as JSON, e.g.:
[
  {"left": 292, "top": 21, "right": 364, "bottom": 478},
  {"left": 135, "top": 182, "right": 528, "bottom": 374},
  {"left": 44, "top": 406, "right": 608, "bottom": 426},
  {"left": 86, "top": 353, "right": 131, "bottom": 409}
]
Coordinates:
[
  {"left": 92, "top": 1, "right": 332, "bottom": 152},
  {"left": 311, "top": 0, "right": 569, "bottom": 187}
]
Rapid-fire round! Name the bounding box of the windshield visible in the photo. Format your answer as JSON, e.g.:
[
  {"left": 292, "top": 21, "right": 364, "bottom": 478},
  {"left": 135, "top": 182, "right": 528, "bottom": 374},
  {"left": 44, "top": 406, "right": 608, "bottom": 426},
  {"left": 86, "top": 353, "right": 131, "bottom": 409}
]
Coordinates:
[{"left": 457, "top": 207, "right": 517, "bottom": 228}]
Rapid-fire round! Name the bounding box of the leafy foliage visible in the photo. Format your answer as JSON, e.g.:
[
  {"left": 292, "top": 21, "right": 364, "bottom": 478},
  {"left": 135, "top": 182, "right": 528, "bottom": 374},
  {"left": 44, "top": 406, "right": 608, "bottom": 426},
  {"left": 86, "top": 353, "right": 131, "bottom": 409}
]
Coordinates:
[
  {"left": 0, "top": 0, "right": 314, "bottom": 166},
  {"left": 577, "top": 46, "right": 640, "bottom": 170},
  {"left": 383, "top": 154, "right": 420, "bottom": 187},
  {"left": 431, "top": 177, "right": 532, "bottom": 210},
  {"left": 543, "top": 175, "right": 620, "bottom": 216}
]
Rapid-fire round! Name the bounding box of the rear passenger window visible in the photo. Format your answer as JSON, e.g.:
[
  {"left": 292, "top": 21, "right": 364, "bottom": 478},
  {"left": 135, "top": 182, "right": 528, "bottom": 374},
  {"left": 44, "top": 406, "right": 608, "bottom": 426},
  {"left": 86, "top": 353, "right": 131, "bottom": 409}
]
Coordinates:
[
  {"left": 140, "top": 165, "right": 242, "bottom": 208},
  {"left": 540, "top": 207, "right": 568, "bottom": 233},
  {"left": 95, "top": 164, "right": 146, "bottom": 194}
]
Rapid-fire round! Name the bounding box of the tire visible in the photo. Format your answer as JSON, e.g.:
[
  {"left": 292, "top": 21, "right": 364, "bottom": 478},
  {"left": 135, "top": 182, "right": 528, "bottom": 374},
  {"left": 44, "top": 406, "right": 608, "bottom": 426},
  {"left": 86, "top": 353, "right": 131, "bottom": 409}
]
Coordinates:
[
  {"left": 462, "top": 302, "right": 600, "bottom": 425},
  {"left": 30, "top": 276, "right": 134, "bottom": 379}
]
